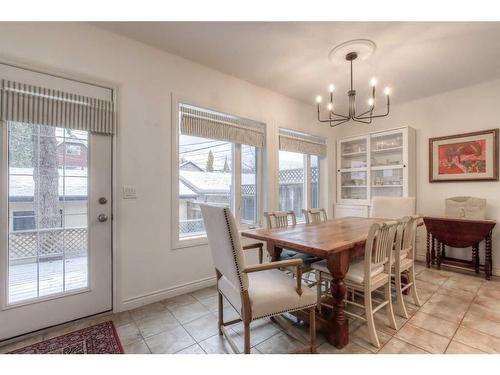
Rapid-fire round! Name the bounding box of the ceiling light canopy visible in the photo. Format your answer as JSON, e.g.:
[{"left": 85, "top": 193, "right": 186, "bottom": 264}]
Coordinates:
[{"left": 317, "top": 40, "right": 390, "bottom": 127}]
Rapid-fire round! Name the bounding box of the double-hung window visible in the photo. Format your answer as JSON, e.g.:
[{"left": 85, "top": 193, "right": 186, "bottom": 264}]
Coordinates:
[
  {"left": 278, "top": 128, "right": 326, "bottom": 221},
  {"left": 175, "top": 103, "right": 265, "bottom": 244}
]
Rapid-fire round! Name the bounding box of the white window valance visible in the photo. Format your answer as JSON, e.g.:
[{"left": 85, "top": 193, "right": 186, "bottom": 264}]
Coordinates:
[
  {"left": 180, "top": 103, "right": 265, "bottom": 148},
  {"left": 279, "top": 128, "right": 327, "bottom": 157},
  {"left": 0, "top": 80, "right": 115, "bottom": 134}
]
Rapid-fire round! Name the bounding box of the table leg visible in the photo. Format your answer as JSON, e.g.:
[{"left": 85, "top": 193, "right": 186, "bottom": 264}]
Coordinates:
[
  {"left": 437, "top": 241, "right": 442, "bottom": 270},
  {"left": 431, "top": 237, "right": 436, "bottom": 266},
  {"left": 485, "top": 231, "right": 493, "bottom": 280},
  {"left": 472, "top": 243, "right": 480, "bottom": 274},
  {"left": 267, "top": 242, "right": 282, "bottom": 262},
  {"left": 426, "top": 231, "right": 431, "bottom": 268},
  {"left": 325, "top": 250, "right": 350, "bottom": 349}
]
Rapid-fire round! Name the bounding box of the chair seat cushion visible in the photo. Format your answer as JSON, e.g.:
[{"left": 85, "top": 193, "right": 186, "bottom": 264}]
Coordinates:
[
  {"left": 346, "top": 260, "right": 384, "bottom": 283},
  {"left": 311, "top": 259, "right": 384, "bottom": 284},
  {"left": 218, "top": 268, "right": 318, "bottom": 320},
  {"left": 279, "top": 249, "right": 322, "bottom": 265},
  {"left": 393, "top": 249, "right": 408, "bottom": 261},
  {"left": 248, "top": 269, "right": 317, "bottom": 320}
]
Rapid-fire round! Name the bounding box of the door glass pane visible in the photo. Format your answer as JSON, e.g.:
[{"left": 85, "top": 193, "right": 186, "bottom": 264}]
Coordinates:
[
  {"left": 241, "top": 144, "right": 257, "bottom": 226},
  {"left": 279, "top": 151, "right": 305, "bottom": 220},
  {"left": 8, "top": 122, "right": 89, "bottom": 304},
  {"left": 311, "top": 155, "right": 320, "bottom": 208},
  {"left": 178, "top": 134, "right": 233, "bottom": 238}
]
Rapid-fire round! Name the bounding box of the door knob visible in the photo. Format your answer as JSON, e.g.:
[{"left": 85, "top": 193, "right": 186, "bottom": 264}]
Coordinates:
[{"left": 98, "top": 214, "right": 108, "bottom": 222}]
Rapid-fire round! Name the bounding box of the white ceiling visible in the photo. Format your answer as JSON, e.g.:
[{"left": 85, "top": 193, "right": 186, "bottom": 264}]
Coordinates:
[{"left": 95, "top": 22, "right": 500, "bottom": 107}]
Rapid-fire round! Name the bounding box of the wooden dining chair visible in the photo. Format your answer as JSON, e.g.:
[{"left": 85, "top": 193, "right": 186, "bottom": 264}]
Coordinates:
[
  {"left": 302, "top": 208, "right": 328, "bottom": 224},
  {"left": 311, "top": 221, "right": 398, "bottom": 348},
  {"left": 393, "top": 215, "right": 422, "bottom": 318},
  {"left": 263, "top": 211, "right": 321, "bottom": 284},
  {"left": 200, "top": 204, "right": 317, "bottom": 354}
]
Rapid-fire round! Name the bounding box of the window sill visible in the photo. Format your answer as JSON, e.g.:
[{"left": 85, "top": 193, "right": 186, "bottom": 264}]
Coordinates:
[{"left": 172, "top": 225, "right": 262, "bottom": 250}]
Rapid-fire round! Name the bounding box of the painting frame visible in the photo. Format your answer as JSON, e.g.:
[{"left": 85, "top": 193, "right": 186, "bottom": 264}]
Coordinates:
[{"left": 429, "top": 128, "right": 499, "bottom": 182}]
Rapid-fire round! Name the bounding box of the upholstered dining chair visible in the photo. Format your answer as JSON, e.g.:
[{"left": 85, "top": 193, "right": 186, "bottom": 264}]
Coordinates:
[
  {"left": 370, "top": 196, "right": 416, "bottom": 219},
  {"left": 200, "top": 204, "right": 317, "bottom": 354},
  {"left": 263, "top": 210, "right": 321, "bottom": 283},
  {"left": 302, "top": 208, "right": 328, "bottom": 224},
  {"left": 393, "top": 215, "right": 422, "bottom": 318},
  {"left": 311, "top": 221, "right": 398, "bottom": 348}
]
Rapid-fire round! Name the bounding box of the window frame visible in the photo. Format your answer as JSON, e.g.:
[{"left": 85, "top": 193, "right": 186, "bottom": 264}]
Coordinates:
[
  {"left": 171, "top": 95, "right": 263, "bottom": 249},
  {"left": 277, "top": 151, "right": 320, "bottom": 220}
]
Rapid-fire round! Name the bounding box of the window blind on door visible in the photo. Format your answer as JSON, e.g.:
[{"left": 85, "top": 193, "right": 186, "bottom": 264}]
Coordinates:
[
  {"left": 279, "top": 128, "right": 327, "bottom": 157},
  {"left": 179, "top": 103, "right": 265, "bottom": 148},
  {"left": 0, "top": 80, "right": 115, "bottom": 134}
]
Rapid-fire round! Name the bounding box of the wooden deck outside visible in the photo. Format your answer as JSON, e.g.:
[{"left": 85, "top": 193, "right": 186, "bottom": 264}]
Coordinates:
[{"left": 8, "top": 256, "right": 88, "bottom": 304}]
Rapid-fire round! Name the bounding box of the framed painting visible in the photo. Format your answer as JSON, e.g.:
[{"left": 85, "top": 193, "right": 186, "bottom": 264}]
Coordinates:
[{"left": 429, "top": 128, "right": 499, "bottom": 182}]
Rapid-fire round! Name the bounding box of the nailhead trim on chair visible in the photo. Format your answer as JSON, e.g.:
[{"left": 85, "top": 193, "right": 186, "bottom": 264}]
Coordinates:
[
  {"left": 251, "top": 303, "right": 317, "bottom": 321},
  {"left": 222, "top": 208, "right": 246, "bottom": 293}
]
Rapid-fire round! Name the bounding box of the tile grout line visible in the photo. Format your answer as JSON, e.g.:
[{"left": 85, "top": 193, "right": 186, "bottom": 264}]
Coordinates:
[{"left": 438, "top": 275, "right": 483, "bottom": 353}]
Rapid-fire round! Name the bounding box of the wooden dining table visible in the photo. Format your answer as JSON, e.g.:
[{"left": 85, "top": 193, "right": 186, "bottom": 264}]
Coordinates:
[{"left": 241, "top": 216, "right": 387, "bottom": 349}]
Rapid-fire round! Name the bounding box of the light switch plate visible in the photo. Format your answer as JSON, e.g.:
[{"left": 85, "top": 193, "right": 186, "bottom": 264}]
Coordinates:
[{"left": 122, "top": 185, "right": 137, "bottom": 199}]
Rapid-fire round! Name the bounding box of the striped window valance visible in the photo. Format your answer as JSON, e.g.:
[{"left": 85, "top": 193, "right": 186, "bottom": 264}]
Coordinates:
[
  {"left": 279, "top": 128, "right": 327, "bottom": 157},
  {"left": 0, "top": 80, "right": 115, "bottom": 134},
  {"left": 180, "top": 103, "right": 265, "bottom": 148}
]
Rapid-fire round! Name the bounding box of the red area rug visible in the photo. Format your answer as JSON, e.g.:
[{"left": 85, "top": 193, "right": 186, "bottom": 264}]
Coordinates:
[{"left": 9, "top": 321, "right": 124, "bottom": 354}]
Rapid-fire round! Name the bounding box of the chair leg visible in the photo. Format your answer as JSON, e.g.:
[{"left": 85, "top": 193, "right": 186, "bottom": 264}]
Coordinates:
[
  {"left": 409, "top": 265, "right": 422, "bottom": 307},
  {"left": 385, "top": 280, "right": 398, "bottom": 330},
  {"left": 395, "top": 268, "right": 409, "bottom": 319},
  {"left": 244, "top": 322, "right": 251, "bottom": 354},
  {"left": 218, "top": 291, "right": 224, "bottom": 335},
  {"left": 309, "top": 307, "right": 317, "bottom": 353},
  {"left": 315, "top": 271, "right": 322, "bottom": 314},
  {"left": 364, "top": 289, "right": 380, "bottom": 348}
]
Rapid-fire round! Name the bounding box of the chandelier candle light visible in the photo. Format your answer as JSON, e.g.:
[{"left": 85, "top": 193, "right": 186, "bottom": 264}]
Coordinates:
[{"left": 316, "top": 51, "right": 390, "bottom": 127}]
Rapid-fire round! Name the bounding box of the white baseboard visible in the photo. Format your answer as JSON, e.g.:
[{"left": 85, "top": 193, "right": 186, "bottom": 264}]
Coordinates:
[
  {"left": 117, "top": 276, "right": 217, "bottom": 312},
  {"left": 415, "top": 254, "right": 500, "bottom": 277}
]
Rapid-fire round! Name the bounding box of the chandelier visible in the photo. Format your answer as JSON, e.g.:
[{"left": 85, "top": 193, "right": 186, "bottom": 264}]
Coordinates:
[{"left": 316, "top": 50, "right": 390, "bottom": 127}]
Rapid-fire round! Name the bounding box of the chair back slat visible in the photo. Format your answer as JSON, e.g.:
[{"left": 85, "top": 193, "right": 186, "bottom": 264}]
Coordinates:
[
  {"left": 394, "top": 215, "right": 420, "bottom": 262},
  {"left": 264, "top": 210, "right": 297, "bottom": 228},
  {"left": 200, "top": 204, "right": 249, "bottom": 292},
  {"left": 303, "top": 208, "right": 328, "bottom": 224},
  {"left": 364, "top": 221, "right": 398, "bottom": 283}
]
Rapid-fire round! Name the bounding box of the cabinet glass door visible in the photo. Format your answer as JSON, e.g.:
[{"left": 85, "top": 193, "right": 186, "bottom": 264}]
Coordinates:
[
  {"left": 340, "top": 138, "right": 367, "bottom": 169},
  {"left": 370, "top": 131, "right": 404, "bottom": 198},
  {"left": 371, "top": 167, "right": 403, "bottom": 198},
  {"left": 370, "top": 131, "right": 403, "bottom": 167},
  {"left": 340, "top": 171, "right": 367, "bottom": 200}
]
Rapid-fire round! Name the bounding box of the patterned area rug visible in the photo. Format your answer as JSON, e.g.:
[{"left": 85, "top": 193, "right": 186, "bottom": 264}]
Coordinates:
[{"left": 9, "top": 321, "right": 124, "bottom": 354}]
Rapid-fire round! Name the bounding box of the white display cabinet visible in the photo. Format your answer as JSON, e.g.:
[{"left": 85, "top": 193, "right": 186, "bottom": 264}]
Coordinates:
[{"left": 335, "top": 126, "right": 416, "bottom": 218}]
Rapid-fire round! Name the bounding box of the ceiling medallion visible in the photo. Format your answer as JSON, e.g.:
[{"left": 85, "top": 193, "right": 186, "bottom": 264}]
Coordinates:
[{"left": 316, "top": 39, "right": 390, "bottom": 127}]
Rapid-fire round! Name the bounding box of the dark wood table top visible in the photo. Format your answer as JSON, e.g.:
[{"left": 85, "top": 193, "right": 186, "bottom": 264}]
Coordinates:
[
  {"left": 423, "top": 216, "right": 496, "bottom": 248},
  {"left": 241, "top": 217, "right": 386, "bottom": 258},
  {"left": 423, "top": 216, "right": 496, "bottom": 225}
]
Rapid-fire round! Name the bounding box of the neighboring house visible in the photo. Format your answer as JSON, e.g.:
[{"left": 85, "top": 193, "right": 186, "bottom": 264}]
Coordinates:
[
  {"left": 9, "top": 167, "right": 88, "bottom": 232},
  {"left": 57, "top": 139, "right": 88, "bottom": 169},
  {"left": 8, "top": 167, "right": 89, "bottom": 263},
  {"left": 179, "top": 161, "right": 203, "bottom": 172},
  {"left": 178, "top": 160, "right": 318, "bottom": 237},
  {"left": 178, "top": 170, "right": 257, "bottom": 237}
]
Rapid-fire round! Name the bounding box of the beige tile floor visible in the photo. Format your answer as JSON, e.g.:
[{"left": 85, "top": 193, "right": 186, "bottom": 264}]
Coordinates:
[{"left": 1, "top": 262, "right": 499, "bottom": 354}]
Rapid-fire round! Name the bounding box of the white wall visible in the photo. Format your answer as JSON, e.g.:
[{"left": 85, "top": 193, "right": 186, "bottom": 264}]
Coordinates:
[
  {"left": 0, "top": 22, "right": 335, "bottom": 311},
  {"left": 335, "top": 79, "right": 500, "bottom": 276}
]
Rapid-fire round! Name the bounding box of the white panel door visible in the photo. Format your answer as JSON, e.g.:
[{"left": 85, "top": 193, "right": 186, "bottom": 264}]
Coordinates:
[{"left": 0, "top": 122, "right": 112, "bottom": 341}]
